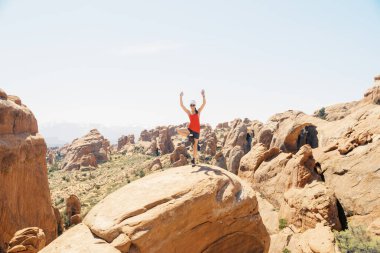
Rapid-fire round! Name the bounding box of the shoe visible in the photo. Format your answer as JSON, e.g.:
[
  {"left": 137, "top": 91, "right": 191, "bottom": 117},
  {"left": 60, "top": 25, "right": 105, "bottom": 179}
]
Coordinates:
[
  {"left": 197, "top": 143, "right": 201, "bottom": 151},
  {"left": 191, "top": 158, "right": 196, "bottom": 167}
]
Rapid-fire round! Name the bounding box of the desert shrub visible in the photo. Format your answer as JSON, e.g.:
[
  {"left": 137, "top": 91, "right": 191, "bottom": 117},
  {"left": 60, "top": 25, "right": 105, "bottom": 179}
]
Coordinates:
[
  {"left": 48, "top": 162, "right": 60, "bottom": 173},
  {"left": 317, "top": 107, "right": 327, "bottom": 120},
  {"left": 62, "top": 212, "right": 70, "bottom": 228},
  {"left": 279, "top": 218, "right": 287, "bottom": 230},
  {"left": 55, "top": 197, "right": 64, "bottom": 206},
  {"left": 335, "top": 225, "right": 380, "bottom": 253},
  {"left": 282, "top": 248, "right": 291, "bottom": 253},
  {"left": 139, "top": 170, "right": 145, "bottom": 178},
  {"left": 62, "top": 175, "right": 70, "bottom": 182}
]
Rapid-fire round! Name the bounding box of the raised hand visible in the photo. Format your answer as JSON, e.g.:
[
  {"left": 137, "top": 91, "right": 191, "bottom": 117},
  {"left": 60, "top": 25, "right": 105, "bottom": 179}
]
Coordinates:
[
  {"left": 180, "top": 91, "right": 184, "bottom": 97},
  {"left": 201, "top": 89, "right": 205, "bottom": 97}
]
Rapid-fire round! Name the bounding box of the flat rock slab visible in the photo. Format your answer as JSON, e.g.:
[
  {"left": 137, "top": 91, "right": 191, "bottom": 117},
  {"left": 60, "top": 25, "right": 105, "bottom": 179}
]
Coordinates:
[{"left": 39, "top": 224, "right": 119, "bottom": 253}]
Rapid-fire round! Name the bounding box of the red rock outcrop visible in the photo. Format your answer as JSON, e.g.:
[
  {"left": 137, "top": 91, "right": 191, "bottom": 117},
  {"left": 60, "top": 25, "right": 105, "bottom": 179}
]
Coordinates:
[
  {"left": 253, "top": 145, "right": 322, "bottom": 207},
  {"left": 279, "top": 181, "right": 341, "bottom": 231},
  {"left": 170, "top": 145, "right": 189, "bottom": 165},
  {"left": 211, "top": 151, "right": 227, "bottom": 169},
  {"left": 147, "top": 158, "right": 162, "bottom": 171},
  {"left": 238, "top": 143, "right": 280, "bottom": 184},
  {"left": 52, "top": 207, "right": 64, "bottom": 236},
  {"left": 65, "top": 195, "right": 81, "bottom": 226},
  {"left": 117, "top": 134, "right": 135, "bottom": 151},
  {"left": 0, "top": 90, "right": 56, "bottom": 251},
  {"left": 41, "top": 165, "right": 270, "bottom": 253},
  {"left": 60, "top": 129, "right": 110, "bottom": 170},
  {"left": 222, "top": 119, "right": 249, "bottom": 174},
  {"left": 157, "top": 127, "right": 174, "bottom": 155},
  {"left": 199, "top": 124, "right": 217, "bottom": 156}
]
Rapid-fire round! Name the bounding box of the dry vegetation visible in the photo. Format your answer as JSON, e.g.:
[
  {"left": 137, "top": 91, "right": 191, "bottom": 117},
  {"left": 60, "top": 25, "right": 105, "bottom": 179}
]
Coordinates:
[{"left": 48, "top": 153, "right": 166, "bottom": 217}]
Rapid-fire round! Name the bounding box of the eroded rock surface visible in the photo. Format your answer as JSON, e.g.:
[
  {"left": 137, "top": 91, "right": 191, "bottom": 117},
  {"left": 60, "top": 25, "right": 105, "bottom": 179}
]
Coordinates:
[{"left": 42, "top": 165, "right": 270, "bottom": 253}]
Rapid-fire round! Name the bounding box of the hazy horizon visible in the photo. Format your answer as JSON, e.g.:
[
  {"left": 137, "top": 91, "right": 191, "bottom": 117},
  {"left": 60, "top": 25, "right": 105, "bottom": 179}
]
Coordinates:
[{"left": 1, "top": 0, "right": 380, "bottom": 141}]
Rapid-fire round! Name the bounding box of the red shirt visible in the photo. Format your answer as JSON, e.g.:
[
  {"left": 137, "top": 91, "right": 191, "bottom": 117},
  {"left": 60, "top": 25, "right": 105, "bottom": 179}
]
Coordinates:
[{"left": 188, "top": 113, "right": 200, "bottom": 133}]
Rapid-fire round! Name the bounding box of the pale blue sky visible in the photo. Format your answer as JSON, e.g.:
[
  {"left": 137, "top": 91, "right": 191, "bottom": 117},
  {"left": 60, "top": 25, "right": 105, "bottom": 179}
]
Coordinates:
[{"left": 1, "top": 0, "right": 380, "bottom": 130}]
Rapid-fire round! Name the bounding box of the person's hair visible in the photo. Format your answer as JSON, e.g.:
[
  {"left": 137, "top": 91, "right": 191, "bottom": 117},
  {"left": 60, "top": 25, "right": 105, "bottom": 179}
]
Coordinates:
[{"left": 195, "top": 107, "right": 198, "bottom": 114}]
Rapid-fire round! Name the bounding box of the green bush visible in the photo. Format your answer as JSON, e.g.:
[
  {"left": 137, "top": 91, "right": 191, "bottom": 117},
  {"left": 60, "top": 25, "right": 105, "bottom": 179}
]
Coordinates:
[
  {"left": 62, "top": 175, "right": 70, "bottom": 182},
  {"left": 317, "top": 107, "right": 327, "bottom": 120},
  {"left": 48, "top": 162, "right": 60, "bottom": 173},
  {"left": 279, "top": 218, "right": 288, "bottom": 230},
  {"left": 62, "top": 212, "right": 70, "bottom": 229},
  {"left": 335, "top": 225, "right": 380, "bottom": 253},
  {"left": 282, "top": 248, "right": 291, "bottom": 253},
  {"left": 139, "top": 170, "right": 145, "bottom": 178}
]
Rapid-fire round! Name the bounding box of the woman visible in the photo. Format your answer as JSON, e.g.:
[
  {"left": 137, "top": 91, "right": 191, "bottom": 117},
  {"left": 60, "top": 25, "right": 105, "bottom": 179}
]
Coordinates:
[{"left": 176, "top": 89, "right": 206, "bottom": 166}]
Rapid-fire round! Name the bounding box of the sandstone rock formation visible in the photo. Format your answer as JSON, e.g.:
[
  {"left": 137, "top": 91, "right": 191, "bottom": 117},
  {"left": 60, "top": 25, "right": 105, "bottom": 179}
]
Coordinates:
[
  {"left": 147, "top": 158, "right": 162, "bottom": 171},
  {"left": 251, "top": 145, "right": 322, "bottom": 207},
  {"left": 216, "top": 122, "right": 229, "bottom": 129},
  {"left": 0, "top": 90, "right": 57, "bottom": 251},
  {"left": 171, "top": 154, "right": 188, "bottom": 167},
  {"left": 60, "top": 129, "right": 110, "bottom": 170},
  {"left": 169, "top": 145, "right": 189, "bottom": 164},
  {"left": 170, "top": 145, "right": 189, "bottom": 167},
  {"left": 269, "top": 223, "right": 338, "bottom": 253},
  {"left": 238, "top": 143, "right": 280, "bottom": 184},
  {"left": 157, "top": 127, "right": 174, "bottom": 155},
  {"left": 221, "top": 119, "right": 249, "bottom": 174},
  {"left": 117, "top": 134, "right": 135, "bottom": 151},
  {"left": 257, "top": 111, "right": 321, "bottom": 153},
  {"left": 368, "top": 218, "right": 380, "bottom": 237},
  {"left": 199, "top": 124, "right": 217, "bottom": 156},
  {"left": 279, "top": 181, "right": 341, "bottom": 231},
  {"left": 65, "top": 195, "right": 81, "bottom": 226},
  {"left": 211, "top": 151, "right": 227, "bottom": 169},
  {"left": 7, "top": 227, "right": 46, "bottom": 253},
  {"left": 52, "top": 207, "right": 64, "bottom": 236},
  {"left": 238, "top": 78, "right": 380, "bottom": 250},
  {"left": 42, "top": 165, "right": 270, "bottom": 253},
  {"left": 39, "top": 224, "right": 120, "bottom": 253}
]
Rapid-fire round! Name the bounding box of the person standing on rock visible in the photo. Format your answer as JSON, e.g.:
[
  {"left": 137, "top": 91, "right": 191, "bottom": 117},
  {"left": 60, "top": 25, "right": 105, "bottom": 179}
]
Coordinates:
[{"left": 177, "top": 89, "right": 206, "bottom": 166}]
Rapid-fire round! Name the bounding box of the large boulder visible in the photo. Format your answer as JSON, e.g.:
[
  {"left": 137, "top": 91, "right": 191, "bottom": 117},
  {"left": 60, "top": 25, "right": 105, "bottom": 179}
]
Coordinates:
[
  {"left": 60, "top": 129, "right": 110, "bottom": 170},
  {"left": 253, "top": 145, "right": 322, "bottom": 207},
  {"left": 211, "top": 151, "right": 227, "bottom": 169},
  {"left": 0, "top": 90, "right": 57, "bottom": 251},
  {"left": 7, "top": 227, "right": 46, "bottom": 253},
  {"left": 169, "top": 145, "right": 189, "bottom": 164},
  {"left": 269, "top": 223, "right": 338, "bottom": 253},
  {"left": 238, "top": 143, "right": 280, "bottom": 184},
  {"left": 39, "top": 224, "right": 120, "bottom": 253},
  {"left": 279, "top": 181, "right": 341, "bottom": 231},
  {"left": 42, "top": 165, "right": 270, "bottom": 253}
]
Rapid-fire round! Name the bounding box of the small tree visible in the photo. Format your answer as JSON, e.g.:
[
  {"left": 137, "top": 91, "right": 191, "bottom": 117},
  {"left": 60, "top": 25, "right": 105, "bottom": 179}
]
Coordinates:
[
  {"left": 317, "top": 107, "right": 327, "bottom": 120},
  {"left": 335, "top": 225, "right": 380, "bottom": 253},
  {"left": 279, "top": 218, "right": 288, "bottom": 230}
]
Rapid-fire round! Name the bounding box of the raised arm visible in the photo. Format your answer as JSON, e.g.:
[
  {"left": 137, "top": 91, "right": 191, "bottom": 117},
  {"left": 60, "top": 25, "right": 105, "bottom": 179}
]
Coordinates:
[
  {"left": 180, "top": 92, "right": 190, "bottom": 115},
  {"left": 198, "top": 89, "right": 206, "bottom": 113}
]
